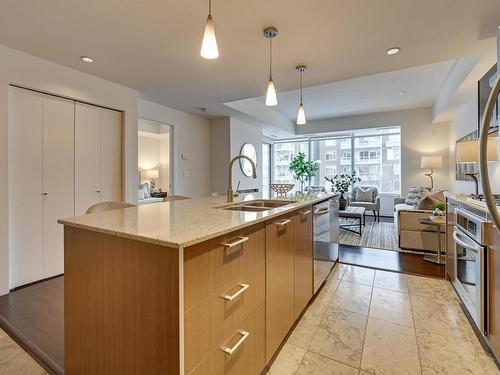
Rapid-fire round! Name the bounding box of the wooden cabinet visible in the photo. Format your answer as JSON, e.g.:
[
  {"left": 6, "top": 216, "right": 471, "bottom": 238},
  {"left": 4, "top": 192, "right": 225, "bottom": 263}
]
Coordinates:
[
  {"left": 293, "top": 207, "right": 313, "bottom": 319},
  {"left": 266, "top": 208, "right": 314, "bottom": 361},
  {"left": 184, "top": 223, "right": 266, "bottom": 374},
  {"left": 488, "top": 221, "right": 500, "bottom": 361},
  {"left": 445, "top": 198, "right": 458, "bottom": 281},
  {"left": 266, "top": 213, "right": 295, "bottom": 361},
  {"left": 10, "top": 87, "right": 74, "bottom": 287}
]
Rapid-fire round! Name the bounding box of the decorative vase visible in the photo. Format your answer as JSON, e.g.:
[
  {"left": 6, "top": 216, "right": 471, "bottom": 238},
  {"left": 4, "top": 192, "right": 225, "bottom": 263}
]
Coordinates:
[{"left": 339, "top": 193, "right": 347, "bottom": 211}]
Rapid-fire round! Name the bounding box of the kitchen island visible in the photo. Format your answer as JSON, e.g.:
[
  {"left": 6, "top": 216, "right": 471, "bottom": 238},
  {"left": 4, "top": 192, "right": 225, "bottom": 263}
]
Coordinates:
[{"left": 59, "top": 193, "right": 338, "bottom": 375}]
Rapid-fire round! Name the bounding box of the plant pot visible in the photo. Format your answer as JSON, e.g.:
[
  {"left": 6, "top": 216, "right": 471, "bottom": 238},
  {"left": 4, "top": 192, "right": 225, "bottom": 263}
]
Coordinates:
[{"left": 339, "top": 193, "right": 347, "bottom": 211}]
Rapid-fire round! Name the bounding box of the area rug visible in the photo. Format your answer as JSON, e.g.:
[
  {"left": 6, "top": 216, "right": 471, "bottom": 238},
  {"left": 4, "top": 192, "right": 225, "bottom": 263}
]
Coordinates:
[{"left": 339, "top": 219, "right": 399, "bottom": 251}]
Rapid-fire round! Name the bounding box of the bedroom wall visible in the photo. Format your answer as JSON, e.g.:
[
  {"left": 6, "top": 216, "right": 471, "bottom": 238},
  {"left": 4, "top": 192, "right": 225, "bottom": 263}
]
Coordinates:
[{"left": 138, "top": 98, "right": 212, "bottom": 198}]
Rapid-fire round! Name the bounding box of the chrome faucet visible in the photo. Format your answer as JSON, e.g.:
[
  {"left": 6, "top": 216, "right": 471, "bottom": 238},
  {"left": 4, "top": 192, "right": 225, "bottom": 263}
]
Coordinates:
[{"left": 227, "top": 155, "right": 257, "bottom": 203}]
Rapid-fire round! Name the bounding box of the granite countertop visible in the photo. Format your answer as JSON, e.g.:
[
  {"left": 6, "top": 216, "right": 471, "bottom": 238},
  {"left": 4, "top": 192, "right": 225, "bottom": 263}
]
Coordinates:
[
  {"left": 444, "top": 191, "right": 500, "bottom": 215},
  {"left": 58, "top": 192, "right": 337, "bottom": 248}
]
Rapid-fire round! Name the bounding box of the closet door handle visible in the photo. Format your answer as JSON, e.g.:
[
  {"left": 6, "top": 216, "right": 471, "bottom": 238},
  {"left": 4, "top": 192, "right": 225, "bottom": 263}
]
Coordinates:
[
  {"left": 42, "top": 192, "right": 48, "bottom": 196},
  {"left": 95, "top": 190, "right": 101, "bottom": 193}
]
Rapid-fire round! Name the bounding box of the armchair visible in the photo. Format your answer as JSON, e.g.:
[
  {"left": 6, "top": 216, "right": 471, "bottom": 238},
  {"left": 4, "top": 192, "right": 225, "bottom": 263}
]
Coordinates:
[{"left": 348, "top": 186, "right": 381, "bottom": 222}]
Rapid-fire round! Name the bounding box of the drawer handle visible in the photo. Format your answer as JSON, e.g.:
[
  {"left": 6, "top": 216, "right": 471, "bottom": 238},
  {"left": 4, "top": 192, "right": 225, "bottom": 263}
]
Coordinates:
[
  {"left": 221, "top": 283, "right": 250, "bottom": 301},
  {"left": 298, "top": 210, "right": 311, "bottom": 216},
  {"left": 314, "top": 207, "right": 329, "bottom": 216},
  {"left": 221, "top": 236, "right": 249, "bottom": 248},
  {"left": 275, "top": 218, "right": 291, "bottom": 227},
  {"left": 220, "top": 330, "right": 250, "bottom": 355}
]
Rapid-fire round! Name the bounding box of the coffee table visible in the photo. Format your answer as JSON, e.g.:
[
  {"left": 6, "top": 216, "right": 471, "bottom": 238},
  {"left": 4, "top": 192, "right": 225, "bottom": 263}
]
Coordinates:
[{"left": 339, "top": 206, "right": 366, "bottom": 235}]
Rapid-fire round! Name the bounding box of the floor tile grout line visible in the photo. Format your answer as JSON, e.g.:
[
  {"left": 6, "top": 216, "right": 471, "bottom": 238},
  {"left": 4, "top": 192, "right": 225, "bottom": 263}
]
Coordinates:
[
  {"left": 408, "top": 283, "right": 424, "bottom": 375},
  {"left": 357, "top": 269, "right": 375, "bottom": 372}
]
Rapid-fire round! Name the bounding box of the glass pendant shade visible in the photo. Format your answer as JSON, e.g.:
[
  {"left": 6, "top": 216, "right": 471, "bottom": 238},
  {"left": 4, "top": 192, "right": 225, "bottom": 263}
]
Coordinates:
[
  {"left": 200, "top": 14, "right": 219, "bottom": 59},
  {"left": 296, "top": 103, "right": 306, "bottom": 125},
  {"left": 265, "top": 78, "right": 278, "bottom": 106}
]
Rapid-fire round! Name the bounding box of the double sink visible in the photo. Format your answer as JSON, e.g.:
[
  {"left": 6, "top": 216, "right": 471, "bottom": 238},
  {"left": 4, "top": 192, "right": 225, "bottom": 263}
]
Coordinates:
[{"left": 218, "top": 199, "right": 296, "bottom": 212}]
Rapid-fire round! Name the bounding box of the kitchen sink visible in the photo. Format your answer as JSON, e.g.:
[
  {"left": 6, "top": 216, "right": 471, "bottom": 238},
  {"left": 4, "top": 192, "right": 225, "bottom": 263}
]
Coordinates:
[{"left": 218, "top": 199, "right": 296, "bottom": 212}]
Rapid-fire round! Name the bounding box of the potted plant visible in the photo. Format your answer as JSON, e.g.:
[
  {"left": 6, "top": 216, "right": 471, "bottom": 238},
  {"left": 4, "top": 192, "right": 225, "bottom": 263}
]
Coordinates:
[
  {"left": 288, "top": 152, "right": 319, "bottom": 191},
  {"left": 325, "top": 171, "right": 361, "bottom": 210}
]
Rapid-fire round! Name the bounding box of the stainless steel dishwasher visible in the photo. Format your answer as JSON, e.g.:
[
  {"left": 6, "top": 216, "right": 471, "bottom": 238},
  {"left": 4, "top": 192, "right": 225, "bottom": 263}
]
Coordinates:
[{"left": 313, "top": 196, "right": 339, "bottom": 293}]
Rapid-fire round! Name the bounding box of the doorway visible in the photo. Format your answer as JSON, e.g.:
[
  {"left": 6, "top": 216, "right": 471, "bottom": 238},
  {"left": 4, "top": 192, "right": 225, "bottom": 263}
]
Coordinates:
[{"left": 138, "top": 119, "right": 173, "bottom": 195}]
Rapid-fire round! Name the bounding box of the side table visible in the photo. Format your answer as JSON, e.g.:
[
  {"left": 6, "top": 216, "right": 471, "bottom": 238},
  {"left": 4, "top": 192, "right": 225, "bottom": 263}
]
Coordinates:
[{"left": 419, "top": 216, "right": 446, "bottom": 265}]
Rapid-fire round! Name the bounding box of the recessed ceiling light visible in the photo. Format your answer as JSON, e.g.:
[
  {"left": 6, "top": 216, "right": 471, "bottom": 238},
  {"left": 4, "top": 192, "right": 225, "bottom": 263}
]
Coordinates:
[
  {"left": 400, "top": 90, "right": 407, "bottom": 95},
  {"left": 80, "top": 56, "right": 94, "bottom": 63},
  {"left": 386, "top": 47, "right": 401, "bottom": 56}
]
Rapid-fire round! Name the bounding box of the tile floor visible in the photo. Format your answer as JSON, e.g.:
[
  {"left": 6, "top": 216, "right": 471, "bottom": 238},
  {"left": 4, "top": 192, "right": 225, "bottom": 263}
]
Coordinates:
[
  {"left": 269, "top": 264, "right": 499, "bottom": 375},
  {"left": 0, "top": 327, "right": 47, "bottom": 374},
  {"left": 0, "top": 264, "right": 498, "bottom": 375}
]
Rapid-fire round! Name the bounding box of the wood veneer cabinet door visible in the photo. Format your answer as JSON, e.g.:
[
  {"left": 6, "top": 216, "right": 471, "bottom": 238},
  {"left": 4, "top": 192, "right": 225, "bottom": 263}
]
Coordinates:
[
  {"left": 293, "top": 208, "right": 313, "bottom": 319},
  {"left": 445, "top": 199, "right": 458, "bottom": 281},
  {"left": 265, "top": 215, "right": 294, "bottom": 361},
  {"left": 488, "top": 224, "right": 500, "bottom": 360}
]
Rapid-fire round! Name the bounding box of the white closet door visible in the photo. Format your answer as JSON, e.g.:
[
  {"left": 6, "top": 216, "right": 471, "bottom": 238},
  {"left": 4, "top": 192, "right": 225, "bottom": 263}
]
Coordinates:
[
  {"left": 10, "top": 87, "right": 44, "bottom": 287},
  {"left": 75, "top": 103, "right": 101, "bottom": 215},
  {"left": 42, "top": 96, "right": 74, "bottom": 278},
  {"left": 100, "top": 109, "right": 123, "bottom": 202}
]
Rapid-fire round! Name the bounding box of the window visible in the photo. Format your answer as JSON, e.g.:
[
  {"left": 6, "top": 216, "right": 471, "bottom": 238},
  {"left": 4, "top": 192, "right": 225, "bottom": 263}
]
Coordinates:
[
  {"left": 262, "top": 143, "right": 271, "bottom": 196},
  {"left": 270, "top": 126, "right": 401, "bottom": 194},
  {"left": 325, "top": 151, "right": 336, "bottom": 161},
  {"left": 272, "top": 141, "right": 309, "bottom": 186}
]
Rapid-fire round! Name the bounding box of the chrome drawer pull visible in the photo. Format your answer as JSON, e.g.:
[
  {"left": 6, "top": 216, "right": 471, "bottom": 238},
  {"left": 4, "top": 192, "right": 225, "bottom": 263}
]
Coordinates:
[
  {"left": 221, "top": 236, "right": 249, "bottom": 248},
  {"left": 221, "top": 330, "right": 250, "bottom": 355},
  {"left": 314, "top": 207, "right": 329, "bottom": 216},
  {"left": 299, "top": 210, "right": 311, "bottom": 216},
  {"left": 221, "top": 283, "right": 250, "bottom": 301},
  {"left": 275, "top": 218, "right": 291, "bottom": 226}
]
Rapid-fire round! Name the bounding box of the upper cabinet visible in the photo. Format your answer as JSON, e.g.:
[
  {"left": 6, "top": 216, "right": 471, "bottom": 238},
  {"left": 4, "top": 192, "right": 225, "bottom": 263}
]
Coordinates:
[
  {"left": 75, "top": 103, "right": 122, "bottom": 215},
  {"left": 9, "top": 87, "right": 123, "bottom": 288}
]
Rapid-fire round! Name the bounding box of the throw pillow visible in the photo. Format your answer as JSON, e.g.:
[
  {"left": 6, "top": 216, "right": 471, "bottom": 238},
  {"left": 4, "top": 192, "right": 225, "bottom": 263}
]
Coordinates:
[
  {"left": 417, "top": 196, "right": 442, "bottom": 210},
  {"left": 355, "top": 187, "right": 375, "bottom": 202},
  {"left": 139, "top": 183, "right": 151, "bottom": 199},
  {"left": 138, "top": 188, "right": 145, "bottom": 201},
  {"left": 405, "top": 186, "right": 424, "bottom": 207}
]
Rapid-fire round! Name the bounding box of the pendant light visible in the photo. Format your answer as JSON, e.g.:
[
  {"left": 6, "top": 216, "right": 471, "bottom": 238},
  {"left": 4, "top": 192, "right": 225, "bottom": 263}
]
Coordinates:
[
  {"left": 263, "top": 27, "right": 278, "bottom": 106},
  {"left": 296, "top": 65, "right": 307, "bottom": 125},
  {"left": 200, "top": 0, "right": 219, "bottom": 59}
]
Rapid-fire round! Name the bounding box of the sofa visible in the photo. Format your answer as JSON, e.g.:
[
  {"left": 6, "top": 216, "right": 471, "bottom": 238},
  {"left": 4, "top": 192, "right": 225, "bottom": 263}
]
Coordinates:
[
  {"left": 348, "top": 186, "right": 381, "bottom": 222},
  {"left": 394, "top": 190, "right": 445, "bottom": 252}
]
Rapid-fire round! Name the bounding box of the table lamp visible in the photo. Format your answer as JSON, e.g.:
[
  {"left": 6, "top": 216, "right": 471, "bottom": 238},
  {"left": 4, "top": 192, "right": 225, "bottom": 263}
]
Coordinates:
[
  {"left": 141, "top": 169, "right": 159, "bottom": 191},
  {"left": 420, "top": 156, "right": 442, "bottom": 190},
  {"left": 456, "top": 138, "right": 498, "bottom": 198}
]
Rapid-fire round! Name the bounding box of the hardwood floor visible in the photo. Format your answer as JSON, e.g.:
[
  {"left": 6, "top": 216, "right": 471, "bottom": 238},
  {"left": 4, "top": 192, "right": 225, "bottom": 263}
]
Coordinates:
[
  {"left": 339, "top": 244, "right": 445, "bottom": 278},
  {"left": 0, "top": 277, "right": 64, "bottom": 374}
]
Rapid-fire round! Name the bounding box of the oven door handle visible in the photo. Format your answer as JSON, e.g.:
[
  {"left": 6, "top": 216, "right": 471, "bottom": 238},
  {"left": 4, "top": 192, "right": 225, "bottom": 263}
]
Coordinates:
[{"left": 452, "top": 230, "right": 482, "bottom": 252}]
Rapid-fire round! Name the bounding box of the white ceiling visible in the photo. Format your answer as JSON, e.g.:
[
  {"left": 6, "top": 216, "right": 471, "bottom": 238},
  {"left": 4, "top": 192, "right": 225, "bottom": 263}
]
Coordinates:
[
  {"left": 249, "top": 60, "right": 456, "bottom": 121},
  {"left": 0, "top": 0, "right": 499, "bottom": 120}
]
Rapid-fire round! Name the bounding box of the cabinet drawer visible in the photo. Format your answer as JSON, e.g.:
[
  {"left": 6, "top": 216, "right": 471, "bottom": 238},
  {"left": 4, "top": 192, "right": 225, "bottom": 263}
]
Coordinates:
[
  {"left": 184, "top": 223, "right": 265, "bottom": 310},
  {"left": 184, "top": 261, "right": 265, "bottom": 373},
  {"left": 188, "top": 303, "right": 266, "bottom": 375}
]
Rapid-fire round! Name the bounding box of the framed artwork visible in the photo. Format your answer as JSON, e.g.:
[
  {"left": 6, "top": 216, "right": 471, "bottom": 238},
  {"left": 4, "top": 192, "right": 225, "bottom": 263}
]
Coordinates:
[
  {"left": 478, "top": 64, "right": 499, "bottom": 136},
  {"left": 455, "top": 131, "right": 477, "bottom": 181}
]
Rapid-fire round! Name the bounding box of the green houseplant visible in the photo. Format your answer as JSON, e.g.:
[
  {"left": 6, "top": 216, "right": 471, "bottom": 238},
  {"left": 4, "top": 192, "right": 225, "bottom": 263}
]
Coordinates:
[
  {"left": 325, "top": 171, "right": 361, "bottom": 210},
  {"left": 288, "top": 152, "right": 319, "bottom": 191}
]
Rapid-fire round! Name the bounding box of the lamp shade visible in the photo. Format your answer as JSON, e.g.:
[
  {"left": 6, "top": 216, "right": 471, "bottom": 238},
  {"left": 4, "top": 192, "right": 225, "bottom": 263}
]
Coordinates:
[
  {"left": 456, "top": 139, "right": 498, "bottom": 163},
  {"left": 141, "top": 169, "right": 159, "bottom": 179},
  {"left": 421, "top": 156, "right": 442, "bottom": 169}
]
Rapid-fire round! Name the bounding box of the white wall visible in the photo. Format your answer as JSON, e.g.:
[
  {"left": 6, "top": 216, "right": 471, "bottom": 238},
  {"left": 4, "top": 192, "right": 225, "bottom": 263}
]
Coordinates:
[
  {"left": 297, "top": 107, "right": 451, "bottom": 195},
  {"left": 449, "top": 93, "right": 500, "bottom": 194},
  {"left": 210, "top": 118, "right": 230, "bottom": 194},
  {"left": 0, "top": 45, "right": 139, "bottom": 295},
  {"left": 138, "top": 98, "right": 211, "bottom": 198},
  {"left": 229, "top": 118, "right": 263, "bottom": 191}
]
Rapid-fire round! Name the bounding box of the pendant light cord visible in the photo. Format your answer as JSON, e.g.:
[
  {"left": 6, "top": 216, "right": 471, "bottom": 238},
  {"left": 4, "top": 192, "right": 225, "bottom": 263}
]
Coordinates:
[
  {"left": 300, "top": 70, "right": 303, "bottom": 104},
  {"left": 269, "top": 37, "right": 273, "bottom": 79},
  {"left": 208, "top": 0, "right": 212, "bottom": 15}
]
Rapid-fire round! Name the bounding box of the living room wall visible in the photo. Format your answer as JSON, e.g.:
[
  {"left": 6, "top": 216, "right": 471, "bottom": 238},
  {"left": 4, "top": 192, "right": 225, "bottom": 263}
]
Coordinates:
[{"left": 296, "top": 107, "right": 451, "bottom": 197}]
